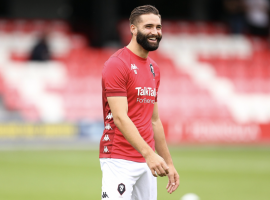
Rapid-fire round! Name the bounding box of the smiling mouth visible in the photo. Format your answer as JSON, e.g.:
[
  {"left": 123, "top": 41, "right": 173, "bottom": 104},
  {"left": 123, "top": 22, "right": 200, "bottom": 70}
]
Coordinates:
[{"left": 148, "top": 37, "right": 157, "bottom": 42}]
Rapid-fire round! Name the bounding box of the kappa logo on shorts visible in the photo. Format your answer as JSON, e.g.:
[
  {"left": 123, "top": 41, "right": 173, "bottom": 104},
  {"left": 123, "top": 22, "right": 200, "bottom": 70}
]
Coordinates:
[
  {"left": 102, "top": 192, "right": 109, "bottom": 198},
  {"left": 117, "top": 183, "right": 126, "bottom": 195}
]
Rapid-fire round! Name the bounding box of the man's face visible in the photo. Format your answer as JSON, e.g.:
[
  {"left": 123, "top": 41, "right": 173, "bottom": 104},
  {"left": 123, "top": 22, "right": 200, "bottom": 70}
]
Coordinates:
[{"left": 135, "top": 14, "right": 162, "bottom": 51}]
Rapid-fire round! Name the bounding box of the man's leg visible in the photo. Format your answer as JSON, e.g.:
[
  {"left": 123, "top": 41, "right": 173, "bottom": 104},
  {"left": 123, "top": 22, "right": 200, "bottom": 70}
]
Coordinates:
[
  {"left": 100, "top": 158, "right": 140, "bottom": 200},
  {"left": 131, "top": 163, "right": 157, "bottom": 200}
]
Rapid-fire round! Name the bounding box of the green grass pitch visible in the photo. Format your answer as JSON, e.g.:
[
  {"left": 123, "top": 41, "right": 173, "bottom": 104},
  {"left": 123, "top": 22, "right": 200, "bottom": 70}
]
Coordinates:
[{"left": 0, "top": 146, "right": 269, "bottom": 200}]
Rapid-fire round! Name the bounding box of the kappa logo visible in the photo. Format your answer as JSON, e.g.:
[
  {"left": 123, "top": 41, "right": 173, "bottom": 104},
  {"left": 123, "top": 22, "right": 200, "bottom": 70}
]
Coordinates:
[
  {"left": 106, "top": 113, "right": 113, "bottom": 120},
  {"left": 103, "top": 146, "right": 109, "bottom": 153},
  {"left": 117, "top": 183, "right": 126, "bottom": 195},
  {"left": 104, "top": 123, "right": 112, "bottom": 130},
  {"left": 103, "top": 134, "right": 110, "bottom": 141},
  {"left": 102, "top": 192, "right": 109, "bottom": 198},
  {"left": 131, "top": 64, "right": 138, "bottom": 70},
  {"left": 131, "top": 64, "right": 138, "bottom": 74}
]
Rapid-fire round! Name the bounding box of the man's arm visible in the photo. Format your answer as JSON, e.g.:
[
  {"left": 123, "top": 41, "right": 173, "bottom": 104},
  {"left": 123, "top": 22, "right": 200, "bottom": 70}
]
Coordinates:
[
  {"left": 152, "top": 102, "right": 180, "bottom": 194},
  {"left": 107, "top": 96, "right": 169, "bottom": 177}
]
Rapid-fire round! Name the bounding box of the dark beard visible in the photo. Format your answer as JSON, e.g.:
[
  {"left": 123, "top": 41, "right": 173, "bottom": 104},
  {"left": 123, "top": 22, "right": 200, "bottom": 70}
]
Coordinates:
[{"left": 136, "top": 30, "right": 162, "bottom": 51}]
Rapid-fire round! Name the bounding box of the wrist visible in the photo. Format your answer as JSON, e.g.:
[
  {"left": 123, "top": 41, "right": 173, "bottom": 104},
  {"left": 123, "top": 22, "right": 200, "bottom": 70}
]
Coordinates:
[
  {"left": 166, "top": 160, "right": 174, "bottom": 166},
  {"left": 141, "top": 147, "right": 155, "bottom": 159}
]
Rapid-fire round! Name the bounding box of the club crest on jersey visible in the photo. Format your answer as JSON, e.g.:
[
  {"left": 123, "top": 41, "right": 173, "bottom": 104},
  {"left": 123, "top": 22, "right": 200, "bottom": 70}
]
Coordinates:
[
  {"left": 131, "top": 64, "right": 138, "bottom": 74},
  {"left": 117, "top": 183, "right": 126, "bottom": 195},
  {"left": 150, "top": 63, "right": 155, "bottom": 77}
]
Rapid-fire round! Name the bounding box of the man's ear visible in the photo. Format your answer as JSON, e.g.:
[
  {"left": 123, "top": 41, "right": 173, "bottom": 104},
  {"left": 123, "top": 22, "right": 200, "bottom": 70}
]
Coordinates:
[{"left": 130, "top": 24, "right": 137, "bottom": 36}]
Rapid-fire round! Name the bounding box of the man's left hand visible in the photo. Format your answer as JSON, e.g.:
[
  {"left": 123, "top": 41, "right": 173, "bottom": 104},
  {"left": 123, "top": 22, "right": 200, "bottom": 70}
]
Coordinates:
[{"left": 166, "top": 165, "right": 179, "bottom": 194}]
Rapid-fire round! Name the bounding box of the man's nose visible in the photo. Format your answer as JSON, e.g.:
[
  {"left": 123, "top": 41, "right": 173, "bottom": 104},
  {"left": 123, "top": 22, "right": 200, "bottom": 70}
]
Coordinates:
[{"left": 151, "top": 27, "right": 158, "bottom": 35}]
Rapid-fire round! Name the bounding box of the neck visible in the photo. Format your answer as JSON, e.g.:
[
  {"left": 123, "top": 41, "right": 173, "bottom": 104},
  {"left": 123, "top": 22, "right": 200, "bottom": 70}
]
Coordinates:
[{"left": 126, "top": 37, "right": 149, "bottom": 59}]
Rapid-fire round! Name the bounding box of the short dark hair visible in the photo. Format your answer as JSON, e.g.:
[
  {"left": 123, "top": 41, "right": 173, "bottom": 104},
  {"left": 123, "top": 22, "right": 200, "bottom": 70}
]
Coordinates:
[{"left": 129, "top": 5, "right": 161, "bottom": 25}]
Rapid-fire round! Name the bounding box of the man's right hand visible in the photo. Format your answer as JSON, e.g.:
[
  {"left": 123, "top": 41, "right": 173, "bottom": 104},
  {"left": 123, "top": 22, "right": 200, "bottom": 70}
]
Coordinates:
[{"left": 145, "top": 152, "right": 169, "bottom": 177}]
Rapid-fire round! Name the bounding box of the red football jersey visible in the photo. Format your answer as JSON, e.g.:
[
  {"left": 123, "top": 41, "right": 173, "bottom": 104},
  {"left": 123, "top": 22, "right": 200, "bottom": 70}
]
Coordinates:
[{"left": 99, "top": 47, "right": 160, "bottom": 162}]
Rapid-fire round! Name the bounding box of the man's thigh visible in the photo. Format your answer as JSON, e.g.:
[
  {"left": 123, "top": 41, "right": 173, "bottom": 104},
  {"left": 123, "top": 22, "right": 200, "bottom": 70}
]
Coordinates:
[
  {"left": 132, "top": 165, "right": 157, "bottom": 200},
  {"left": 100, "top": 158, "right": 138, "bottom": 200},
  {"left": 100, "top": 158, "right": 157, "bottom": 200}
]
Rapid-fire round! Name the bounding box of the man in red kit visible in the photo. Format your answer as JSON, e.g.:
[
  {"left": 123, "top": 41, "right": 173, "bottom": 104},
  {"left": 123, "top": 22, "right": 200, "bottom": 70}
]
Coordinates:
[{"left": 100, "top": 5, "right": 179, "bottom": 200}]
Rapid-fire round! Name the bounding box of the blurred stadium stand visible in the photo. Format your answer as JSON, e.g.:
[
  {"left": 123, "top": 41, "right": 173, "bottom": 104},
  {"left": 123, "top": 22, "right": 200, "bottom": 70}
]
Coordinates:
[
  {"left": 119, "top": 20, "right": 270, "bottom": 143},
  {"left": 0, "top": 19, "right": 106, "bottom": 142},
  {"left": 0, "top": 0, "right": 269, "bottom": 146}
]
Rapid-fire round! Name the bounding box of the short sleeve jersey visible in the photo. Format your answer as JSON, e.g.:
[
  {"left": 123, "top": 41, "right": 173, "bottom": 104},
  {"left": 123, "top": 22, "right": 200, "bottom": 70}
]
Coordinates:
[{"left": 100, "top": 47, "right": 160, "bottom": 162}]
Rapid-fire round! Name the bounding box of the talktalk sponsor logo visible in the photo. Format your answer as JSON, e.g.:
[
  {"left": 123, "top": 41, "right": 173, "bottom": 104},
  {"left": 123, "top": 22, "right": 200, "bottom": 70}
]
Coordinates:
[{"left": 135, "top": 87, "right": 156, "bottom": 97}]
